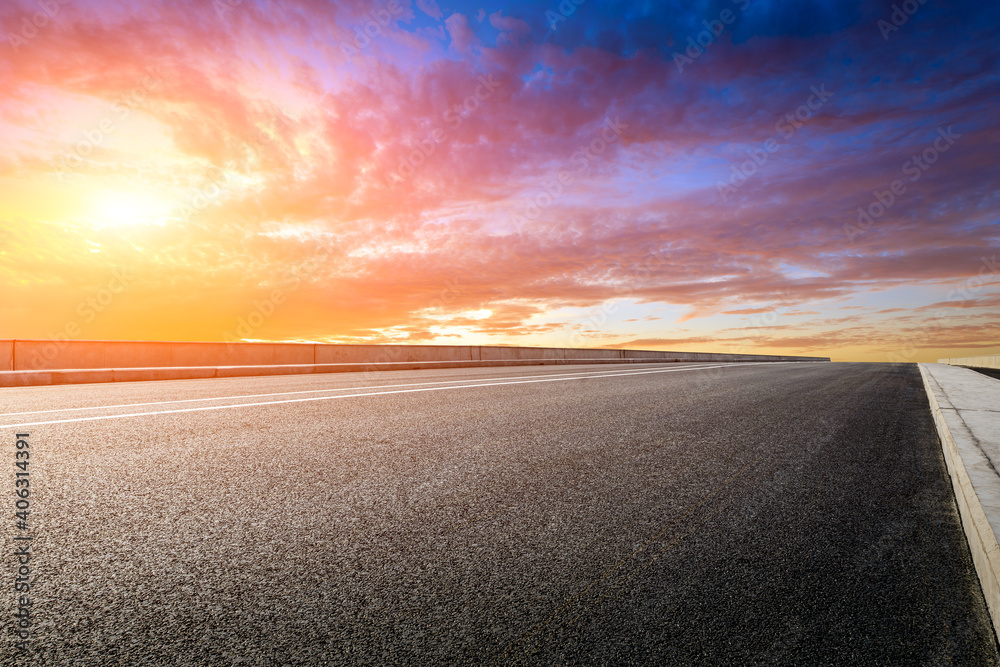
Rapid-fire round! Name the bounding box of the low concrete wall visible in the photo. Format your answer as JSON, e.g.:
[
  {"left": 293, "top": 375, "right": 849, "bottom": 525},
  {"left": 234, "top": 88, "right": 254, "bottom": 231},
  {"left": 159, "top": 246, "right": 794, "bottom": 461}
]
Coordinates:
[
  {"left": 11, "top": 340, "right": 318, "bottom": 371},
  {"left": 939, "top": 355, "right": 1000, "bottom": 371},
  {"left": 315, "top": 344, "right": 476, "bottom": 365},
  {"left": 566, "top": 348, "right": 621, "bottom": 361},
  {"left": 0, "top": 340, "right": 12, "bottom": 372},
  {"left": 483, "top": 346, "right": 571, "bottom": 361},
  {"left": 15, "top": 339, "right": 107, "bottom": 370},
  {"left": 6, "top": 339, "right": 829, "bottom": 372}
]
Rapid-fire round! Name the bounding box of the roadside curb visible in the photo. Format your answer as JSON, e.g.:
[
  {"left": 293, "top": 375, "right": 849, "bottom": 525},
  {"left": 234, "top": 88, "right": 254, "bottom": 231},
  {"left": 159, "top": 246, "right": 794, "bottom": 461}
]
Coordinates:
[{"left": 919, "top": 363, "right": 1000, "bottom": 638}]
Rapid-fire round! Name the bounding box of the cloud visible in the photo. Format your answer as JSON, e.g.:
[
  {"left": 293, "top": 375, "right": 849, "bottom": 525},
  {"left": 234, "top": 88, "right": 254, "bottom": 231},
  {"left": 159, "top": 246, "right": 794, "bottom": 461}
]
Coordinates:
[
  {"left": 489, "top": 11, "right": 530, "bottom": 45},
  {"left": 721, "top": 307, "right": 773, "bottom": 315},
  {"left": 445, "top": 12, "right": 478, "bottom": 53},
  {"left": 416, "top": 0, "right": 443, "bottom": 20}
]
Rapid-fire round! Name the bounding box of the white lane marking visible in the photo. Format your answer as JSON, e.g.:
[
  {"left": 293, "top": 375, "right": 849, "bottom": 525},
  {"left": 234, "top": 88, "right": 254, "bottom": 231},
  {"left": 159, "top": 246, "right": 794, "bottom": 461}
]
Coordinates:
[
  {"left": 0, "top": 363, "right": 730, "bottom": 418},
  {"left": 1, "top": 364, "right": 743, "bottom": 428}
]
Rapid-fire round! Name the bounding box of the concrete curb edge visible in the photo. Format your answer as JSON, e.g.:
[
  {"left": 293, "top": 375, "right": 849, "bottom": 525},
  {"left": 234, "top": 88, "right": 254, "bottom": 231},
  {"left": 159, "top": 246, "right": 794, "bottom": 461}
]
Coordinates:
[{"left": 919, "top": 363, "right": 1000, "bottom": 639}]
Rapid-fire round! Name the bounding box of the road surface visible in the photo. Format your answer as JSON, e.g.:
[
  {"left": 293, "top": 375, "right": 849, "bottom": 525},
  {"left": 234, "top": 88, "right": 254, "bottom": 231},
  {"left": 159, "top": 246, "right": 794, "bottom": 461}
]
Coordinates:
[
  {"left": 971, "top": 367, "right": 1000, "bottom": 382},
  {"left": 1, "top": 362, "right": 996, "bottom": 664}
]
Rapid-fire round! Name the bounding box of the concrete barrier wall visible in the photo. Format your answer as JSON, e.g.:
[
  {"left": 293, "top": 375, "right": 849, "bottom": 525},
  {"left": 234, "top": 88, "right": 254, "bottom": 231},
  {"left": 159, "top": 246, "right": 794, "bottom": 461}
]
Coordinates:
[
  {"left": 8, "top": 339, "right": 829, "bottom": 372},
  {"left": 164, "top": 343, "right": 314, "bottom": 367},
  {"left": 623, "top": 349, "right": 683, "bottom": 360},
  {"left": 621, "top": 349, "right": 819, "bottom": 363},
  {"left": 15, "top": 340, "right": 107, "bottom": 371},
  {"left": 12, "top": 340, "right": 317, "bottom": 371},
  {"left": 315, "top": 345, "right": 476, "bottom": 364},
  {"left": 939, "top": 355, "right": 1000, "bottom": 371},
  {"left": 565, "top": 348, "right": 621, "bottom": 361},
  {"left": 0, "top": 340, "right": 12, "bottom": 372},
  {"left": 483, "top": 346, "right": 568, "bottom": 361}
]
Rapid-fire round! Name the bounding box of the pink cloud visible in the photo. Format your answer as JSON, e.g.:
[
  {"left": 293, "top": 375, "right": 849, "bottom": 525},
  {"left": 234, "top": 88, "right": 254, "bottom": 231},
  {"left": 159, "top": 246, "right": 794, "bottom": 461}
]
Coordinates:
[{"left": 445, "top": 12, "right": 478, "bottom": 54}]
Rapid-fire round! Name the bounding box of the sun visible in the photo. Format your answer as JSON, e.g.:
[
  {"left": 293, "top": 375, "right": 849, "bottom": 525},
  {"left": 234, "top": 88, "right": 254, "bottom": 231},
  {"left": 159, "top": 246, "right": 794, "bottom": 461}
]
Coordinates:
[{"left": 89, "top": 190, "right": 172, "bottom": 227}]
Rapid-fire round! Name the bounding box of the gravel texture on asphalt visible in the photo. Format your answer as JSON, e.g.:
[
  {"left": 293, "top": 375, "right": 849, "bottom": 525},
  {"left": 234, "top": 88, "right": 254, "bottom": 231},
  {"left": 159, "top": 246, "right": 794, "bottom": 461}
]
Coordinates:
[{"left": 1, "top": 362, "right": 997, "bottom": 665}]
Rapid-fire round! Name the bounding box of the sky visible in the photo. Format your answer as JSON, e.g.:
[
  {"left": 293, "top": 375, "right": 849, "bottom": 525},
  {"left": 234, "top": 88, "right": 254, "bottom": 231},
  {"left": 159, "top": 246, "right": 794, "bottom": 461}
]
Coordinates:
[{"left": 0, "top": 0, "right": 997, "bottom": 362}]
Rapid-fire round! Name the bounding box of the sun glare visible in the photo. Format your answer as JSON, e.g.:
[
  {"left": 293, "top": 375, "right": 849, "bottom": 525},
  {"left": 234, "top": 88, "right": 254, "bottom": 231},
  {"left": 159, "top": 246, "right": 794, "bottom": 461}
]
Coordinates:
[{"left": 89, "top": 190, "right": 172, "bottom": 227}]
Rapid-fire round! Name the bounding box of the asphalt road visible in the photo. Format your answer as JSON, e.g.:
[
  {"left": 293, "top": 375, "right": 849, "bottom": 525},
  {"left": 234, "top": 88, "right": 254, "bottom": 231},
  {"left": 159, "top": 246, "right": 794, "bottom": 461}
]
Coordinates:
[
  {"left": 972, "top": 367, "right": 1000, "bottom": 382},
  {"left": 1, "top": 362, "right": 997, "bottom": 665}
]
